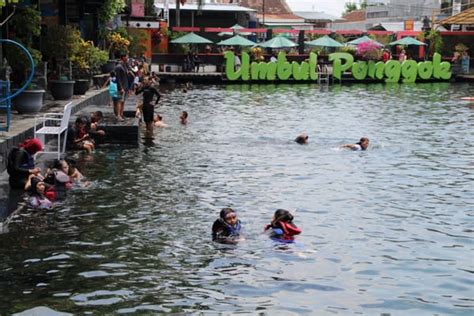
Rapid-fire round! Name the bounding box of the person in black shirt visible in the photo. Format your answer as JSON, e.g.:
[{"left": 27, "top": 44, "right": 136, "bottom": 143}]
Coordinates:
[
  {"left": 7, "top": 138, "right": 43, "bottom": 189},
  {"left": 114, "top": 53, "right": 129, "bottom": 121},
  {"left": 135, "top": 76, "right": 161, "bottom": 139}
]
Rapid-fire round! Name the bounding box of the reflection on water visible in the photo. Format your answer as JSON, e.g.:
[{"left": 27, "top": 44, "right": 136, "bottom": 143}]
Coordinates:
[{"left": 0, "top": 83, "right": 473, "bottom": 314}]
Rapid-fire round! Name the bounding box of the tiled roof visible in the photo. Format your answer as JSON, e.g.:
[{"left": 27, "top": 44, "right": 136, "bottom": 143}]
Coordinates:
[
  {"left": 338, "top": 9, "right": 366, "bottom": 22},
  {"left": 439, "top": 7, "right": 474, "bottom": 25},
  {"left": 239, "top": 0, "right": 292, "bottom": 15}
]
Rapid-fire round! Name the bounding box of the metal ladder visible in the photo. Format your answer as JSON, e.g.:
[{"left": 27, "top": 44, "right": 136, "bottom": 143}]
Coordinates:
[
  {"left": 318, "top": 64, "right": 331, "bottom": 85},
  {"left": 0, "top": 80, "right": 11, "bottom": 131}
]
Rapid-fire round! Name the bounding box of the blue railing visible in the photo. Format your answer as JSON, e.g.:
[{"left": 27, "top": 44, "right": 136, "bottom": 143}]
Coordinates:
[{"left": 0, "top": 39, "right": 35, "bottom": 131}]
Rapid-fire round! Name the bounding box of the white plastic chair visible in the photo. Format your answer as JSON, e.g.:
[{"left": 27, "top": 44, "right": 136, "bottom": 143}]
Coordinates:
[{"left": 34, "top": 101, "right": 73, "bottom": 159}]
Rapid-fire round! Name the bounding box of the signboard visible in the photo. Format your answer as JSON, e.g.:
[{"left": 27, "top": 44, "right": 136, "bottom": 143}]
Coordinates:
[
  {"left": 224, "top": 52, "right": 452, "bottom": 83},
  {"left": 404, "top": 19, "right": 414, "bottom": 31}
]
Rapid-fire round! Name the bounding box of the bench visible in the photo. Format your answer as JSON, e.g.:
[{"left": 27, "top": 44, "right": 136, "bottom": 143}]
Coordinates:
[{"left": 34, "top": 101, "right": 73, "bottom": 159}]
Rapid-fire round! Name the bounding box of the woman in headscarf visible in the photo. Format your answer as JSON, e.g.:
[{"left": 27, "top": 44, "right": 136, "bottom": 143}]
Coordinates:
[{"left": 7, "top": 138, "right": 43, "bottom": 189}]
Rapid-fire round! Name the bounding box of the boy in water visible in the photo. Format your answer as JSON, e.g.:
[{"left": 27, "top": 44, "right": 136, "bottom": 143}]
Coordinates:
[
  {"left": 180, "top": 111, "right": 188, "bottom": 125},
  {"left": 342, "top": 137, "right": 369, "bottom": 151},
  {"left": 135, "top": 76, "right": 161, "bottom": 139},
  {"left": 295, "top": 133, "right": 309, "bottom": 144}
]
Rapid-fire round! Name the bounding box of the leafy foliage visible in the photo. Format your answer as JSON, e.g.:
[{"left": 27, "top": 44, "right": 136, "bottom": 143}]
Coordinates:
[
  {"left": 454, "top": 43, "right": 468, "bottom": 53},
  {"left": 71, "top": 39, "right": 108, "bottom": 73},
  {"left": 356, "top": 41, "right": 383, "bottom": 60},
  {"left": 98, "top": 0, "right": 126, "bottom": 24},
  {"left": 0, "top": 0, "right": 19, "bottom": 9},
  {"left": 5, "top": 5, "right": 42, "bottom": 86},
  {"left": 341, "top": 46, "right": 357, "bottom": 55},
  {"left": 417, "top": 30, "right": 443, "bottom": 56},
  {"left": 42, "top": 25, "right": 81, "bottom": 60},
  {"left": 106, "top": 31, "right": 131, "bottom": 57}
]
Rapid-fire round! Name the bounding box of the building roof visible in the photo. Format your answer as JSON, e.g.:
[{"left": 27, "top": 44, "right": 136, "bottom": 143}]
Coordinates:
[
  {"left": 438, "top": 7, "right": 474, "bottom": 25},
  {"left": 257, "top": 13, "right": 304, "bottom": 21},
  {"left": 371, "top": 21, "right": 424, "bottom": 32},
  {"left": 239, "top": 0, "right": 292, "bottom": 15},
  {"left": 154, "top": 2, "right": 255, "bottom": 12},
  {"left": 293, "top": 11, "right": 341, "bottom": 22},
  {"left": 339, "top": 9, "right": 366, "bottom": 22}
]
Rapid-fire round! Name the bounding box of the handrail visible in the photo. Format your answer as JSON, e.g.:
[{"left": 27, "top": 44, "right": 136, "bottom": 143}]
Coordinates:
[{"left": 0, "top": 39, "right": 35, "bottom": 104}]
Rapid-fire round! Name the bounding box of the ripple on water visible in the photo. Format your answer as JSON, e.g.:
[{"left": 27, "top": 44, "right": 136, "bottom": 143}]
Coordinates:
[{"left": 0, "top": 83, "right": 473, "bottom": 314}]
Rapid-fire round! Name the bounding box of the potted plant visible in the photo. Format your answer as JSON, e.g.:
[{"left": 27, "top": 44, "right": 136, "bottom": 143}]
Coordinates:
[
  {"left": 42, "top": 25, "right": 79, "bottom": 100},
  {"left": 71, "top": 39, "right": 108, "bottom": 94},
  {"left": 5, "top": 5, "right": 46, "bottom": 113}
]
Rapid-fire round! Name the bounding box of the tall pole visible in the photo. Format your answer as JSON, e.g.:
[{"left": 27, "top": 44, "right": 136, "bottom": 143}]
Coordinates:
[
  {"left": 176, "top": 0, "right": 181, "bottom": 27},
  {"left": 262, "top": 0, "right": 265, "bottom": 26}
]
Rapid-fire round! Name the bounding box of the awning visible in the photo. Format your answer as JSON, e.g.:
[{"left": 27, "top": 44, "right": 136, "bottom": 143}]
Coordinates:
[
  {"left": 438, "top": 7, "right": 474, "bottom": 25},
  {"left": 154, "top": 1, "right": 255, "bottom": 12}
]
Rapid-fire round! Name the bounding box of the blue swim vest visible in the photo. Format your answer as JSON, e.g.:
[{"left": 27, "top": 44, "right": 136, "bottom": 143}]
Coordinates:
[{"left": 108, "top": 80, "right": 118, "bottom": 98}]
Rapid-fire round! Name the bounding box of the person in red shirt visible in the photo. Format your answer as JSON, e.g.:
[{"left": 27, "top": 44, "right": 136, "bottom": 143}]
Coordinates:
[{"left": 382, "top": 49, "right": 391, "bottom": 63}]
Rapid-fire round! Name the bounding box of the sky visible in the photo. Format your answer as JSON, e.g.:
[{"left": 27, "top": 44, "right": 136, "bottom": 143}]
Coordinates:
[{"left": 286, "top": 0, "right": 349, "bottom": 18}]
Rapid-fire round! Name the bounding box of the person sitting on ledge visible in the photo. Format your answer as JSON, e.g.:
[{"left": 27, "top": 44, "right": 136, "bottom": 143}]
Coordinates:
[
  {"left": 212, "top": 208, "right": 242, "bottom": 244},
  {"left": 68, "top": 117, "right": 95, "bottom": 154},
  {"left": 7, "top": 138, "right": 43, "bottom": 190},
  {"left": 295, "top": 133, "right": 309, "bottom": 145},
  {"left": 341, "top": 137, "right": 369, "bottom": 151}
]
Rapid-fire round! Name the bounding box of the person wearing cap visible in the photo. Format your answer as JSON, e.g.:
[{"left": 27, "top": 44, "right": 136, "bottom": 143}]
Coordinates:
[
  {"left": 7, "top": 138, "right": 43, "bottom": 189},
  {"left": 342, "top": 137, "right": 369, "bottom": 151},
  {"left": 295, "top": 133, "right": 309, "bottom": 144},
  {"left": 212, "top": 208, "right": 242, "bottom": 244}
]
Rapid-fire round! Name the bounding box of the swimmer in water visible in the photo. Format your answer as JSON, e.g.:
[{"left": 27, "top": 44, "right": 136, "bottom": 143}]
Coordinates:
[
  {"left": 154, "top": 114, "right": 168, "bottom": 128},
  {"left": 180, "top": 111, "right": 188, "bottom": 125},
  {"left": 295, "top": 133, "right": 309, "bottom": 145},
  {"left": 342, "top": 137, "right": 369, "bottom": 151},
  {"left": 212, "top": 208, "right": 242, "bottom": 244},
  {"left": 264, "top": 209, "right": 302, "bottom": 242}
]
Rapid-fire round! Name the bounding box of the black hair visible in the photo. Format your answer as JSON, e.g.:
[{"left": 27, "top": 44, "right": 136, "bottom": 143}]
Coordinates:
[
  {"left": 94, "top": 111, "right": 103, "bottom": 119},
  {"left": 220, "top": 207, "right": 235, "bottom": 219},
  {"left": 271, "top": 209, "right": 294, "bottom": 226},
  {"left": 295, "top": 134, "right": 308, "bottom": 144},
  {"left": 181, "top": 111, "right": 188, "bottom": 118},
  {"left": 110, "top": 71, "right": 116, "bottom": 77},
  {"left": 65, "top": 158, "right": 77, "bottom": 168},
  {"left": 51, "top": 159, "right": 62, "bottom": 169}
]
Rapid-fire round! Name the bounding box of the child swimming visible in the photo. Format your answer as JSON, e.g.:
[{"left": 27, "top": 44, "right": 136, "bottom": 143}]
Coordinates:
[
  {"left": 341, "top": 137, "right": 369, "bottom": 151},
  {"left": 212, "top": 208, "right": 242, "bottom": 244},
  {"left": 264, "top": 209, "right": 302, "bottom": 242}
]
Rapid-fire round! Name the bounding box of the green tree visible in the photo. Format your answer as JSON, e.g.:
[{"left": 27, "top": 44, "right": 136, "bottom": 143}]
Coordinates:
[{"left": 343, "top": 2, "right": 358, "bottom": 14}]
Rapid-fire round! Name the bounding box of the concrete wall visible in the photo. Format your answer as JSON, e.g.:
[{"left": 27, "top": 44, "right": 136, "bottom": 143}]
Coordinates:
[{"left": 0, "top": 90, "right": 110, "bottom": 174}]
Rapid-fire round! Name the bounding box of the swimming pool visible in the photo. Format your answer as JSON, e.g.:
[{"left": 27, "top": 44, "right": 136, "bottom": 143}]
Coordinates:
[{"left": 0, "top": 82, "right": 473, "bottom": 314}]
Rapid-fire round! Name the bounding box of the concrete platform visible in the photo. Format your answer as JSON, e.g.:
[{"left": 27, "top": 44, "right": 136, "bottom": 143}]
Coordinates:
[
  {"left": 74, "top": 104, "right": 139, "bottom": 146},
  {"left": 0, "top": 89, "right": 111, "bottom": 173}
]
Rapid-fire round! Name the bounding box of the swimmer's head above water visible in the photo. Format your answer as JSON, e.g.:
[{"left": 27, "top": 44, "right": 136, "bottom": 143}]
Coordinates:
[
  {"left": 295, "top": 133, "right": 309, "bottom": 145},
  {"left": 357, "top": 137, "right": 369, "bottom": 150}
]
